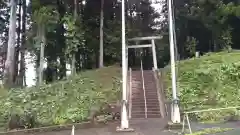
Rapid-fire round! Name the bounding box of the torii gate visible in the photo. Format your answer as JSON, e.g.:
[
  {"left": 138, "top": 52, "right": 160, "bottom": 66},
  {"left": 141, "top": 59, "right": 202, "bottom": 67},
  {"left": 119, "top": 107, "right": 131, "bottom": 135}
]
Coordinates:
[
  {"left": 117, "top": 0, "right": 180, "bottom": 131},
  {"left": 128, "top": 36, "right": 160, "bottom": 70}
]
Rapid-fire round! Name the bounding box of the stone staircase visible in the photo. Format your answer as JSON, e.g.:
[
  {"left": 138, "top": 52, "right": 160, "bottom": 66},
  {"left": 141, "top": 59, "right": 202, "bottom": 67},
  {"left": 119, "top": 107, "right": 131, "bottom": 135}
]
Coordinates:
[{"left": 130, "top": 70, "right": 162, "bottom": 119}]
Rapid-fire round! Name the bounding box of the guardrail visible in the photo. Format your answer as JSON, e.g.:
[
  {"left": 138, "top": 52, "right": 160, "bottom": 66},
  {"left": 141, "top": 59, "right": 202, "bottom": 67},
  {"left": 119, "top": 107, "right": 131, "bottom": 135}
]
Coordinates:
[{"left": 182, "top": 106, "right": 240, "bottom": 134}]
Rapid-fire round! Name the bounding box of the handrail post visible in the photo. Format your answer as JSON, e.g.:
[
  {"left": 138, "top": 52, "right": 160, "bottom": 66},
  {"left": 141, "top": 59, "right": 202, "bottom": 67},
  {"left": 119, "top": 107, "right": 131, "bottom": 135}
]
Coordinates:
[
  {"left": 140, "top": 59, "right": 147, "bottom": 118},
  {"left": 129, "top": 68, "right": 132, "bottom": 119},
  {"left": 186, "top": 113, "right": 192, "bottom": 134}
]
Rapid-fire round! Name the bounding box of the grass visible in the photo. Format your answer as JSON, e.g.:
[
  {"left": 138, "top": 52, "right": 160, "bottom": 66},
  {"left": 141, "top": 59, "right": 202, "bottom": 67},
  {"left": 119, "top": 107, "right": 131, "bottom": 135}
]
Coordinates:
[
  {"left": 0, "top": 65, "right": 121, "bottom": 129},
  {"left": 164, "top": 50, "right": 240, "bottom": 121},
  {"left": 185, "top": 127, "right": 233, "bottom": 135}
]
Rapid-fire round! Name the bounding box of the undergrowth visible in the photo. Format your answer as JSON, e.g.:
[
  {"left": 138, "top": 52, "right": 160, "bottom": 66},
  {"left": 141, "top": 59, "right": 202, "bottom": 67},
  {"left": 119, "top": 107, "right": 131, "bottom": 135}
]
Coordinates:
[
  {"left": 0, "top": 66, "right": 121, "bottom": 128},
  {"left": 164, "top": 51, "right": 240, "bottom": 121}
]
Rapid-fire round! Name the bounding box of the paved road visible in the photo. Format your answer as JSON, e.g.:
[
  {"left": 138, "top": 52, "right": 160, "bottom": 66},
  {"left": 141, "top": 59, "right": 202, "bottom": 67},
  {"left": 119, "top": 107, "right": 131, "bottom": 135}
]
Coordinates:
[
  {"left": 34, "top": 119, "right": 175, "bottom": 135},
  {"left": 3, "top": 119, "right": 177, "bottom": 135},
  {"left": 4, "top": 119, "right": 240, "bottom": 135}
]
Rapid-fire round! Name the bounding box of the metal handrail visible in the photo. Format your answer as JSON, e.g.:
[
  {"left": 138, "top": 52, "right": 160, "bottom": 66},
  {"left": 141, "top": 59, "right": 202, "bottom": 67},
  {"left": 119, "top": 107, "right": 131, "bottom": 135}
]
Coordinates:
[
  {"left": 152, "top": 68, "right": 166, "bottom": 118},
  {"left": 182, "top": 106, "right": 240, "bottom": 134},
  {"left": 140, "top": 59, "right": 147, "bottom": 118},
  {"left": 129, "top": 68, "right": 132, "bottom": 119}
]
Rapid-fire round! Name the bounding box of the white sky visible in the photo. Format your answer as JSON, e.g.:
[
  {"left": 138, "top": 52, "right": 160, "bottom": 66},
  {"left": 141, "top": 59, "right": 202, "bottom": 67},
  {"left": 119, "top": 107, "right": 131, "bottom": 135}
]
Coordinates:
[{"left": 24, "top": 0, "right": 164, "bottom": 87}]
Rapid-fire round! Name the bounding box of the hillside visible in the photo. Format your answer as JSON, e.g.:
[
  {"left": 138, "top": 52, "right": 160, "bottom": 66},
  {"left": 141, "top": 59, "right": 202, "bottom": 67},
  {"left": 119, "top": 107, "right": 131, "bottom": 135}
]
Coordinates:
[
  {"left": 164, "top": 51, "right": 240, "bottom": 121},
  {"left": 1, "top": 51, "right": 240, "bottom": 129},
  {"left": 0, "top": 65, "right": 121, "bottom": 128}
]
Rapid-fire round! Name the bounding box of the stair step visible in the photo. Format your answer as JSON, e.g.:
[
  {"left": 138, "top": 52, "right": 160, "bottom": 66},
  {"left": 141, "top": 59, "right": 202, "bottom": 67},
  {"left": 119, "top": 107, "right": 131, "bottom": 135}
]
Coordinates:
[
  {"left": 131, "top": 115, "right": 146, "bottom": 118},
  {"left": 131, "top": 78, "right": 142, "bottom": 79},
  {"left": 131, "top": 82, "right": 142, "bottom": 83},
  {"left": 131, "top": 93, "right": 159, "bottom": 96},
  {"left": 131, "top": 105, "right": 160, "bottom": 108},
  {"left": 132, "top": 102, "right": 148, "bottom": 107},
  {"left": 131, "top": 113, "right": 161, "bottom": 116},
  {"left": 147, "top": 114, "right": 161, "bottom": 118},
  {"left": 132, "top": 110, "right": 160, "bottom": 113},
  {"left": 145, "top": 87, "right": 157, "bottom": 89},
  {"left": 131, "top": 88, "right": 143, "bottom": 90},
  {"left": 132, "top": 91, "right": 157, "bottom": 93},
  {"left": 131, "top": 109, "right": 160, "bottom": 112},
  {"left": 132, "top": 99, "right": 159, "bottom": 101},
  {"left": 132, "top": 98, "right": 159, "bottom": 100},
  {"left": 145, "top": 94, "right": 159, "bottom": 96},
  {"left": 142, "top": 93, "right": 159, "bottom": 95},
  {"left": 131, "top": 111, "right": 161, "bottom": 114},
  {"left": 132, "top": 105, "right": 160, "bottom": 109},
  {"left": 131, "top": 106, "right": 159, "bottom": 108},
  {"left": 131, "top": 102, "right": 146, "bottom": 105},
  {"left": 132, "top": 106, "right": 160, "bottom": 109},
  {"left": 132, "top": 95, "right": 158, "bottom": 98},
  {"left": 132, "top": 96, "right": 158, "bottom": 98},
  {"left": 131, "top": 114, "right": 161, "bottom": 118},
  {"left": 132, "top": 101, "right": 159, "bottom": 103},
  {"left": 145, "top": 98, "right": 159, "bottom": 101}
]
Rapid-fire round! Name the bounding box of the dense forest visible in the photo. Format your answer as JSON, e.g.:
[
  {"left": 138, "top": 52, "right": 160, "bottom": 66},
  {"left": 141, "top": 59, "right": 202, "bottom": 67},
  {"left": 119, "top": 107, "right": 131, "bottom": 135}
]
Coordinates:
[{"left": 0, "top": 0, "right": 240, "bottom": 88}]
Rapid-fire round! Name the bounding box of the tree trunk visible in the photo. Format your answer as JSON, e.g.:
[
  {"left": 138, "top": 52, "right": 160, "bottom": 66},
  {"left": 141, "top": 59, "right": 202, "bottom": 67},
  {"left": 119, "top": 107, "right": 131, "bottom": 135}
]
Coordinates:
[
  {"left": 70, "top": 0, "right": 78, "bottom": 75},
  {"left": 20, "top": 0, "right": 27, "bottom": 87},
  {"left": 74, "top": 0, "right": 78, "bottom": 17},
  {"left": 14, "top": 0, "right": 22, "bottom": 86},
  {"left": 38, "top": 28, "right": 45, "bottom": 85},
  {"left": 99, "top": 0, "right": 104, "bottom": 68},
  {"left": 57, "top": 0, "right": 66, "bottom": 79},
  {"left": 4, "top": 0, "right": 17, "bottom": 88},
  {"left": 71, "top": 54, "right": 76, "bottom": 75}
]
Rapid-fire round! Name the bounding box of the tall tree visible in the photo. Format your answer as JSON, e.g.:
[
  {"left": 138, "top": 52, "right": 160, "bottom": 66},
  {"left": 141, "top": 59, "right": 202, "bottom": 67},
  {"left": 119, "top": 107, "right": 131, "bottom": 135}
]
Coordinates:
[
  {"left": 56, "top": 0, "right": 66, "bottom": 79},
  {"left": 33, "top": 6, "right": 59, "bottom": 85},
  {"left": 99, "top": 0, "right": 104, "bottom": 68},
  {"left": 19, "top": 0, "right": 27, "bottom": 86},
  {"left": 4, "top": 0, "right": 17, "bottom": 88},
  {"left": 14, "top": 0, "right": 22, "bottom": 86}
]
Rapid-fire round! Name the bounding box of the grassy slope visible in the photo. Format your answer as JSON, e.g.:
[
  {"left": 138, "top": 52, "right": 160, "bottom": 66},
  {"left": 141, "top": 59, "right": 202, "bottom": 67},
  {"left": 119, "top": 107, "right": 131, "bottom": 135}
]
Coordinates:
[
  {"left": 0, "top": 65, "right": 121, "bottom": 127},
  {"left": 164, "top": 51, "right": 240, "bottom": 121},
  {"left": 1, "top": 51, "right": 240, "bottom": 127}
]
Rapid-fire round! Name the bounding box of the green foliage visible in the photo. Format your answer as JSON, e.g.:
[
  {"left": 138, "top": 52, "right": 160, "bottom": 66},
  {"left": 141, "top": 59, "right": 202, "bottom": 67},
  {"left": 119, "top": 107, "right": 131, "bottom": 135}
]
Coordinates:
[
  {"left": 185, "top": 36, "right": 198, "bottom": 57},
  {"left": 32, "top": 6, "right": 59, "bottom": 49},
  {"left": 32, "top": 6, "right": 59, "bottom": 30},
  {"left": 219, "top": 26, "right": 232, "bottom": 52},
  {"left": 0, "top": 66, "right": 121, "bottom": 128},
  {"left": 164, "top": 51, "right": 240, "bottom": 121},
  {"left": 63, "top": 14, "right": 85, "bottom": 58}
]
